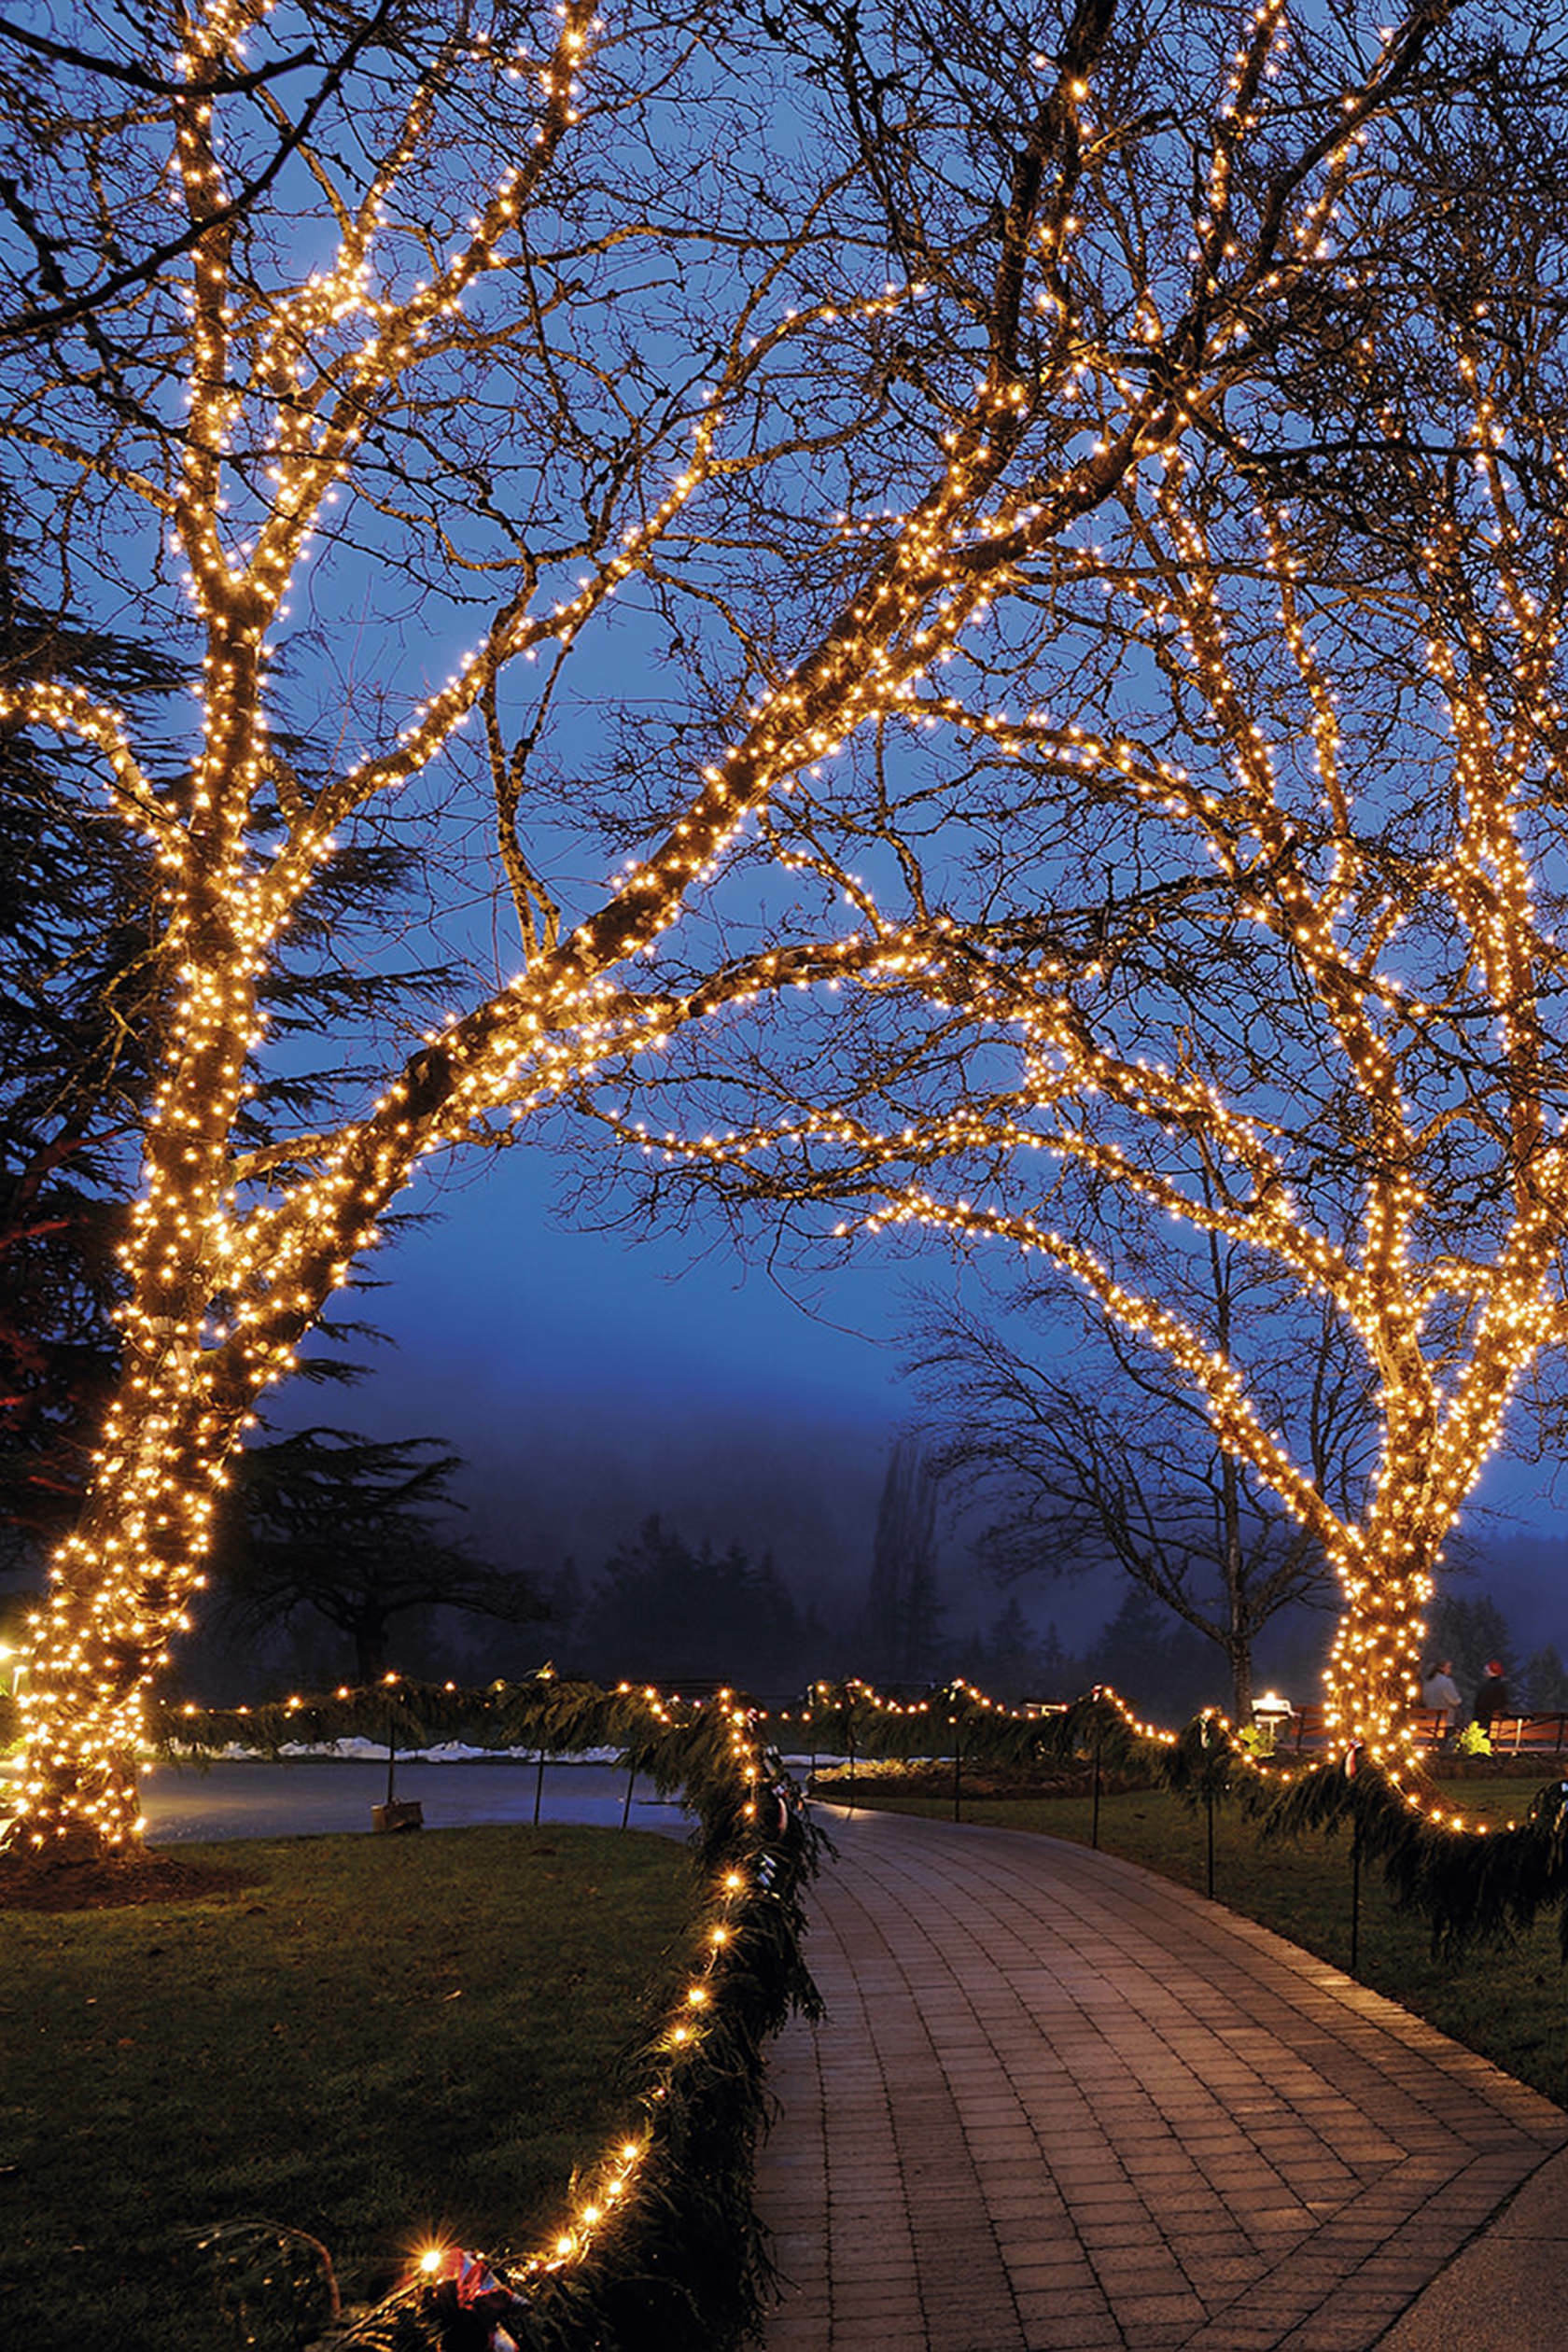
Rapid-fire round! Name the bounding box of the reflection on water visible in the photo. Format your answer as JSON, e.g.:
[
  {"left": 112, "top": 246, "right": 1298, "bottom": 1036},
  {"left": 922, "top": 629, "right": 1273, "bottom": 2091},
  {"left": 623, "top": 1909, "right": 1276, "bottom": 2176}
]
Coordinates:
[{"left": 142, "top": 1757, "right": 687, "bottom": 1843}]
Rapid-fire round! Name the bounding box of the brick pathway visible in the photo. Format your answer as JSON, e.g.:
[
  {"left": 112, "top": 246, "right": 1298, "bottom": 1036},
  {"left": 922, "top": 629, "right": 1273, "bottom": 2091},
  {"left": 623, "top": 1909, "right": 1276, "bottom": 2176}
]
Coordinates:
[{"left": 755, "top": 1807, "right": 1568, "bottom": 2352}]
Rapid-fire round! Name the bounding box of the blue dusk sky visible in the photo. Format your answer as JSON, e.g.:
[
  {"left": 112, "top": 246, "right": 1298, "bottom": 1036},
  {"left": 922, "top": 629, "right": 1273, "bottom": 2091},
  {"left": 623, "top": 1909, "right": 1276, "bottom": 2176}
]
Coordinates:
[
  {"left": 284, "top": 1127, "right": 1568, "bottom": 1653},
  {"left": 295, "top": 1137, "right": 925, "bottom": 1608}
]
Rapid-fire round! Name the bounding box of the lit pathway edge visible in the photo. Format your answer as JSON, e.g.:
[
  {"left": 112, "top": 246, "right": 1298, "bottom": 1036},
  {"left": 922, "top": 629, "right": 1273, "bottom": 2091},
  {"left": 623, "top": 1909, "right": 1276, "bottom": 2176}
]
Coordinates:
[{"left": 756, "top": 1807, "right": 1568, "bottom": 2352}]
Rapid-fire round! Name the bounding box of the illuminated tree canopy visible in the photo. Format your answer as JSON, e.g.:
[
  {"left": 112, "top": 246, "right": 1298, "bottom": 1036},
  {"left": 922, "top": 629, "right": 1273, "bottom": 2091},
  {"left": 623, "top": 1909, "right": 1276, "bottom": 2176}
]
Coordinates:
[
  {"left": 0, "top": 0, "right": 1477, "bottom": 1858},
  {"left": 609, "top": 25, "right": 1568, "bottom": 1785}
]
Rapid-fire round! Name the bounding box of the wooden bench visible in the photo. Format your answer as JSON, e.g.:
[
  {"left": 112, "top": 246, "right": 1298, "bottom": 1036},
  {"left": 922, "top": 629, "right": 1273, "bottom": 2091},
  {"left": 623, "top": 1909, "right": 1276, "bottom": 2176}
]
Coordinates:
[
  {"left": 1277, "top": 1707, "right": 1568, "bottom": 1757},
  {"left": 1485, "top": 1713, "right": 1568, "bottom": 1755},
  {"left": 1281, "top": 1703, "right": 1325, "bottom": 1754},
  {"left": 1273, "top": 1703, "right": 1448, "bottom": 1755}
]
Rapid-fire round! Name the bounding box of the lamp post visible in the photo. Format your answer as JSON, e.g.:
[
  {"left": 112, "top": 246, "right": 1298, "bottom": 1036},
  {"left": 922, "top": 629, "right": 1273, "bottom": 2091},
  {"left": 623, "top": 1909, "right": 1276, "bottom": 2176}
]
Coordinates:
[{"left": 1252, "top": 1689, "right": 1293, "bottom": 1757}]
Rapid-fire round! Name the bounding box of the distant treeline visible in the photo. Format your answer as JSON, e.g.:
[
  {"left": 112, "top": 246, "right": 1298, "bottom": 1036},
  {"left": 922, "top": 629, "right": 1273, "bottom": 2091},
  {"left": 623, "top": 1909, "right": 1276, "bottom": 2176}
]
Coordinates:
[
  {"left": 137, "top": 1472, "right": 1568, "bottom": 1725},
  {"left": 550, "top": 1519, "right": 1234, "bottom": 1717}
]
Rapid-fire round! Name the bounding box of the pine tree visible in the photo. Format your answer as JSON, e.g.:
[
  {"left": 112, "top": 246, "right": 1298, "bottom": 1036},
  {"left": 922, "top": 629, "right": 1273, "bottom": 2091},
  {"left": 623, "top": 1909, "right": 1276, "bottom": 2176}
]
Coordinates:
[
  {"left": 575, "top": 1518, "right": 809, "bottom": 1689},
  {"left": 210, "top": 1427, "right": 544, "bottom": 1682},
  {"left": 1087, "top": 1588, "right": 1220, "bottom": 1722},
  {"left": 0, "top": 559, "right": 180, "bottom": 1555}
]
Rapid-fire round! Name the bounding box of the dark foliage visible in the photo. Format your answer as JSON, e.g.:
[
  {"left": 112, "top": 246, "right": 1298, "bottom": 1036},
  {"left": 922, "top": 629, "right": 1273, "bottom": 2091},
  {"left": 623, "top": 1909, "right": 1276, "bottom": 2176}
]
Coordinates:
[
  {"left": 571, "top": 1516, "right": 819, "bottom": 1695},
  {"left": 1082, "top": 1588, "right": 1224, "bottom": 1723},
  {"left": 1523, "top": 1644, "right": 1568, "bottom": 1712},
  {"left": 211, "top": 1427, "right": 547, "bottom": 1682},
  {"left": 858, "top": 1437, "right": 945, "bottom": 1686},
  {"left": 0, "top": 525, "right": 458, "bottom": 1574},
  {"left": 0, "top": 558, "right": 179, "bottom": 1549}
]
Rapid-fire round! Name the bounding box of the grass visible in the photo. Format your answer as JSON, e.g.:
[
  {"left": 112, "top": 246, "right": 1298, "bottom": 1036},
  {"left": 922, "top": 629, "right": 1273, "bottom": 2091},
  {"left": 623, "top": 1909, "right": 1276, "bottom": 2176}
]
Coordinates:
[
  {"left": 835, "top": 1778, "right": 1568, "bottom": 2111},
  {"left": 0, "top": 1823, "right": 693, "bottom": 2352}
]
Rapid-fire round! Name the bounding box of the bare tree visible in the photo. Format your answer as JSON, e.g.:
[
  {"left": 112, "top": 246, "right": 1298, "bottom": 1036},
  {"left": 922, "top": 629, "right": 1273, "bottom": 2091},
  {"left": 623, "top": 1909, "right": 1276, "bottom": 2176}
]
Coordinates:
[
  {"left": 0, "top": 0, "right": 1449, "bottom": 1864},
  {"left": 0, "top": 7, "right": 399, "bottom": 359},
  {"left": 909, "top": 1243, "right": 1374, "bottom": 1714}
]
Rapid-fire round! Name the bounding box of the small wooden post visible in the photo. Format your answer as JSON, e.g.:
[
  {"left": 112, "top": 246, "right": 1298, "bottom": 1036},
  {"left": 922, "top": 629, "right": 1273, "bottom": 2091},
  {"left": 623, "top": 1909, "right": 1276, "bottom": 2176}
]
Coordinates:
[
  {"left": 532, "top": 1748, "right": 546, "bottom": 1827},
  {"left": 952, "top": 1716, "right": 963, "bottom": 1824},
  {"left": 621, "top": 1755, "right": 637, "bottom": 1828},
  {"left": 846, "top": 1714, "right": 857, "bottom": 1815},
  {"left": 1205, "top": 1782, "right": 1216, "bottom": 1902},
  {"left": 1091, "top": 1719, "right": 1103, "bottom": 1850},
  {"left": 1350, "top": 1809, "right": 1363, "bottom": 1979},
  {"left": 371, "top": 1701, "right": 422, "bottom": 1831}
]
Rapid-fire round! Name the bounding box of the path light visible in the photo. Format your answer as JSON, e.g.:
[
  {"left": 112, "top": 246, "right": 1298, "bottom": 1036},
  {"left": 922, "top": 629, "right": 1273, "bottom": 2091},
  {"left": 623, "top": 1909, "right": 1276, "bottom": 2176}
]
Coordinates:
[{"left": 1252, "top": 1689, "right": 1293, "bottom": 1757}]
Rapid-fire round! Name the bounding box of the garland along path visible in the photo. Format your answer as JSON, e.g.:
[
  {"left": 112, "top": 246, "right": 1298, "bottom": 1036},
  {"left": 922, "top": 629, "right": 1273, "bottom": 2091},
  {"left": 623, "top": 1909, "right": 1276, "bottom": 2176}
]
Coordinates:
[{"left": 756, "top": 1805, "right": 1568, "bottom": 2352}]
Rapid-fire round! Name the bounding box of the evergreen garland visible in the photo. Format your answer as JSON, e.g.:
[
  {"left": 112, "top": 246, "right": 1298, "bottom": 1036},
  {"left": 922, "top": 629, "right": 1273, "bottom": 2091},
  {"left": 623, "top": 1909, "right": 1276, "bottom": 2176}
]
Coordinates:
[
  {"left": 150, "top": 1666, "right": 1568, "bottom": 2348},
  {"left": 774, "top": 1676, "right": 1568, "bottom": 1957},
  {"left": 156, "top": 1673, "right": 824, "bottom": 2352}
]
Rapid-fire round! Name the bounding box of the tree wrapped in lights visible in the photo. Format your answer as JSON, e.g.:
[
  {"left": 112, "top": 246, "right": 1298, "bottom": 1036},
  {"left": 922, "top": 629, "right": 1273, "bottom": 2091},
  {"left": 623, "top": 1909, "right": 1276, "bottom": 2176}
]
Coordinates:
[
  {"left": 0, "top": 0, "right": 1452, "bottom": 1862},
  {"left": 617, "top": 147, "right": 1568, "bottom": 1779}
]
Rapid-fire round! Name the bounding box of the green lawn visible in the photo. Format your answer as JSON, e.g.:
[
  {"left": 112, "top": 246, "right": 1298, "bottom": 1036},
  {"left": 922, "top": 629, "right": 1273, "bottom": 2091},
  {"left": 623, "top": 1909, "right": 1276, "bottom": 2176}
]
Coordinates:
[
  {"left": 838, "top": 1780, "right": 1568, "bottom": 2111},
  {"left": 0, "top": 1824, "right": 692, "bottom": 2351}
]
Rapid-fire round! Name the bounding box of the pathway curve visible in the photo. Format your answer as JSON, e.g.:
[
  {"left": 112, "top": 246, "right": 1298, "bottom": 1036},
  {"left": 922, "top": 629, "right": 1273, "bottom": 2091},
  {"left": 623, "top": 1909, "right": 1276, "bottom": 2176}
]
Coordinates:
[{"left": 755, "top": 1807, "right": 1568, "bottom": 2352}]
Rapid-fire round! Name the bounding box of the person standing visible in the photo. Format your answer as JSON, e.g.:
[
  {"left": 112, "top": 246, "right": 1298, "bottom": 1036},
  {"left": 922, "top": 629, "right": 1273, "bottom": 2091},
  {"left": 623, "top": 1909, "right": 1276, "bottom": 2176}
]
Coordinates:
[{"left": 1475, "top": 1659, "right": 1510, "bottom": 1733}]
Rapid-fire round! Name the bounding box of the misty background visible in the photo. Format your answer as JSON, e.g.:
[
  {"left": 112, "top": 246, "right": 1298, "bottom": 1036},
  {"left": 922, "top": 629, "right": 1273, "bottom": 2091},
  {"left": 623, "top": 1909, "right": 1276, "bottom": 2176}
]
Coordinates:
[{"left": 161, "top": 1131, "right": 1568, "bottom": 1718}]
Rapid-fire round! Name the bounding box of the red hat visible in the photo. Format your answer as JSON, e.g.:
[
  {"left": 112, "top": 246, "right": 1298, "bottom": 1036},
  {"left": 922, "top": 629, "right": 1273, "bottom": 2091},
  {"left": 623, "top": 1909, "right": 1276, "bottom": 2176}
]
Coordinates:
[{"left": 1486, "top": 1659, "right": 1505, "bottom": 1676}]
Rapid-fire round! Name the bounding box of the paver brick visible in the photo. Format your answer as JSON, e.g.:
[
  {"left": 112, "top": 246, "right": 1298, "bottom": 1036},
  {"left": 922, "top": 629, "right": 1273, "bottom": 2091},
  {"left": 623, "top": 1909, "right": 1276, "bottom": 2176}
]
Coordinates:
[{"left": 756, "top": 1808, "right": 1567, "bottom": 2349}]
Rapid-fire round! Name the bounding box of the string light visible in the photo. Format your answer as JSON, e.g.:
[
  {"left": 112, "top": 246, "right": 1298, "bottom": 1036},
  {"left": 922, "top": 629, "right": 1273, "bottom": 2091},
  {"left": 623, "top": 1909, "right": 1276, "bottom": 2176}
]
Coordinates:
[
  {"left": 772, "top": 1674, "right": 1531, "bottom": 1845},
  {"left": 640, "top": 346, "right": 1568, "bottom": 1769},
  {"left": 161, "top": 1671, "right": 787, "bottom": 2310},
  {"left": 435, "top": 1692, "right": 773, "bottom": 2296},
  {"left": 0, "top": 0, "right": 1430, "bottom": 1856}
]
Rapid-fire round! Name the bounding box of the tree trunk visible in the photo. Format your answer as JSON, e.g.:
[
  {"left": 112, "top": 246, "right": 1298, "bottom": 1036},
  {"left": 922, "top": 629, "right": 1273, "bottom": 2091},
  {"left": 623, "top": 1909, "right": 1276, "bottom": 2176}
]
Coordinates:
[
  {"left": 355, "top": 1610, "right": 389, "bottom": 1685},
  {"left": 1217, "top": 1448, "right": 1253, "bottom": 1723},
  {"left": 1229, "top": 1639, "right": 1253, "bottom": 1724},
  {"left": 4, "top": 1353, "right": 248, "bottom": 1859},
  {"left": 1324, "top": 1560, "right": 1429, "bottom": 1759}
]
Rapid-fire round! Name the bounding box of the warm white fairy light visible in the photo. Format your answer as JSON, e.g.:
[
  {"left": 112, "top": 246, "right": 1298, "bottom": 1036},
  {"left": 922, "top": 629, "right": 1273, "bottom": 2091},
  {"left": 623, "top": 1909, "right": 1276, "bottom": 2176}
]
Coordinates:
[
  {"left": 0, "top": 0, "right": 1421, "bottom": 1858},
  {"left": 457, "top": 1687, "right": 772, "bottom": 2294},
  {"left": 642, "top": 361, "right": 1568, "bottom": 1767},
  {"left": 161, "top": 1672, "right": 788, "bottom": 2303},
  {"left": 782, "top": 1673, "right": 1533, "bottom": 1846}
]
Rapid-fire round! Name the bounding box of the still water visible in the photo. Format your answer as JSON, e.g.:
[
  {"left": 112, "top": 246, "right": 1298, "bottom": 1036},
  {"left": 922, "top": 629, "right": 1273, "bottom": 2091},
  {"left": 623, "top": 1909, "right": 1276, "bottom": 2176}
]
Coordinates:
[{"left": 142, "top": 1757, "right": 686, "bottom": 1843}]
